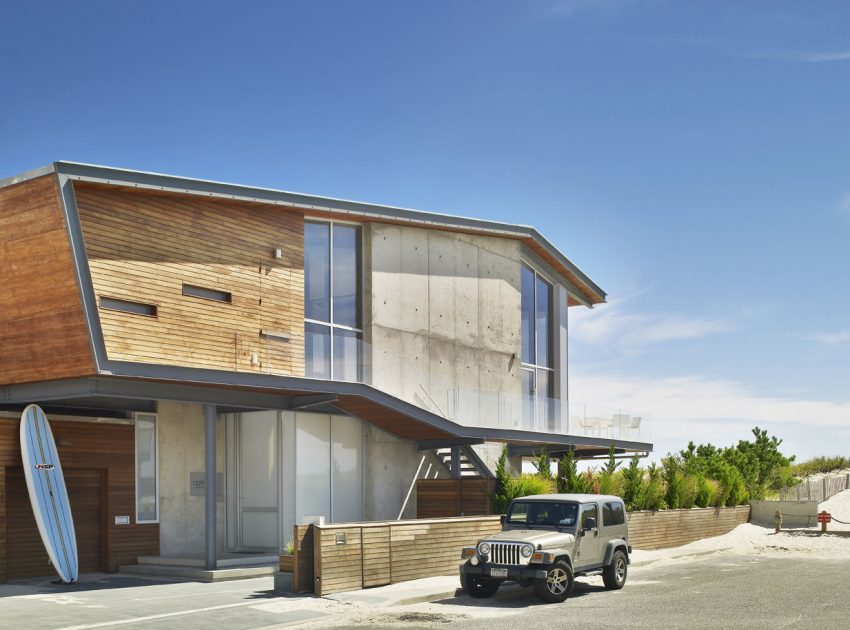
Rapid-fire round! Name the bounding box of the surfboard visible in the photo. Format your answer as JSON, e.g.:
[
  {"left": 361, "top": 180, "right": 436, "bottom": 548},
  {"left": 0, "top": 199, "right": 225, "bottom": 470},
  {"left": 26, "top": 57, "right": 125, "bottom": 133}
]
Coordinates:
[{"left": 20, "top": 404, "right": 79, "bottom": 584}]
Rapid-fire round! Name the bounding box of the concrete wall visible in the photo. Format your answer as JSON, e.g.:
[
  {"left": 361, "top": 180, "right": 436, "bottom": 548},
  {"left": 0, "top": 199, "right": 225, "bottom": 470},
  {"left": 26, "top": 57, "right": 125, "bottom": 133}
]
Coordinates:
[
  {"left": 362, "top": 423, "right": 446, "bottom": 521},
  {"left": 750, "top": 500, "right": 820, "bottom": 529},
  {"left": 157, "top": 401, "right": 226, "bottom": 555},
  {"left": 367, "top": 224, "right": 523, "bottom": 426}
]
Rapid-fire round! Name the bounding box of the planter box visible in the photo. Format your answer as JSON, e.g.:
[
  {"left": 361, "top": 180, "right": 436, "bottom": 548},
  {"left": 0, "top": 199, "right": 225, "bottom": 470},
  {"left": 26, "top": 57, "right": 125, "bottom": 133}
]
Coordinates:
[{"left": 279, "top": 554, "right": 295, "bottom": 572}]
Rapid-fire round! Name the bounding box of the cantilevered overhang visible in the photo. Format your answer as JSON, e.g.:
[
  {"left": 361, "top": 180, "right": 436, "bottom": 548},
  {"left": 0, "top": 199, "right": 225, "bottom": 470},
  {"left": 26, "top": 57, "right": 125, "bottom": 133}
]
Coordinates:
[
  {"left": 1, "top": 161, "right": 606, "bottom": 307},
  {"left": 0, "top": 364, "right": 651, "bottom": 457}
]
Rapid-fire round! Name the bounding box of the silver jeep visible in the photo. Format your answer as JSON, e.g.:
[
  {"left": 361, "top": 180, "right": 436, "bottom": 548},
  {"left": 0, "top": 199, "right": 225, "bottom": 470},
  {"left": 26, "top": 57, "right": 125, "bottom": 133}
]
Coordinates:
[{"left": 460, "top": 493, "right": 630, "bottom": 603}]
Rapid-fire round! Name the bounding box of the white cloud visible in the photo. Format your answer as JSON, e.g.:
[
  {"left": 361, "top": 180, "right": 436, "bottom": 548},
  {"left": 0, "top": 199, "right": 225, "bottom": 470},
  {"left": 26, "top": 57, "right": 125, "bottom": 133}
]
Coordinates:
[
  {"left": 570, "top": 371, "right": 850, "bottom": 460},
  {"left": 570, "top": 300, "right": 729, "bottom": 349},
  {"left": 811, "top": 331, "right": 850, "bottom": 347}
]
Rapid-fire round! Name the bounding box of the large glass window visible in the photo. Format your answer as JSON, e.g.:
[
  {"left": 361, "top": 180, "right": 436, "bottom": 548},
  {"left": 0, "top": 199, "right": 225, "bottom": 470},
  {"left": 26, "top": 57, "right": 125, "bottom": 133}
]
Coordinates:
[
  {"left": 135, "top": 413, "right": 158, "bottom": 523},
  {"left": 520, "top": 263, "right": 555, "bottom": 431},
  {"left": 304, "top": 221, "right": 362, "bottom": 381}
]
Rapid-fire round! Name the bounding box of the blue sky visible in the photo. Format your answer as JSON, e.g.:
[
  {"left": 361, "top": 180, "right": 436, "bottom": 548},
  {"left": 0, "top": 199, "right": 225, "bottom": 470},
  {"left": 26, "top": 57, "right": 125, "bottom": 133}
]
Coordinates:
[{"left": 3, "top": 1, "right": 849, "bottom": 460}]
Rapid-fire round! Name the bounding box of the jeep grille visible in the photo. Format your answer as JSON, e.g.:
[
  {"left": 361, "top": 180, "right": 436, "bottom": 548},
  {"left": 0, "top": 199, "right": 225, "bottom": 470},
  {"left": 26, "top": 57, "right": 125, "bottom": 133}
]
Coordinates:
[{"left": 489, "top": 542, "right": 530, "bottom": 566}]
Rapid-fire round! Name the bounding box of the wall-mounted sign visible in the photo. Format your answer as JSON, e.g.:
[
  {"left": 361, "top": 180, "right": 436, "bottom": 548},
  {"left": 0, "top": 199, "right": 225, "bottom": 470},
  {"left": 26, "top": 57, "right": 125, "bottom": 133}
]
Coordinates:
[
  {"left": 115, "top": 515, "right": 130, "bottom": 525},
  {"left": 335, "top": 532, "right": 347, "bottom": 545},
  {"left": 189, "top": 472, "right": 225, "bottom": 497}
]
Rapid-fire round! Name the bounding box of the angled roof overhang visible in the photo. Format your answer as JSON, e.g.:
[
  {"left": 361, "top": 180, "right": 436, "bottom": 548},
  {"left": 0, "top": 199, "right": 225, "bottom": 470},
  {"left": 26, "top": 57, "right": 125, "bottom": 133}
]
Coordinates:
[{"left": 0, "top": 365, "right": 652, "bottom": 457}]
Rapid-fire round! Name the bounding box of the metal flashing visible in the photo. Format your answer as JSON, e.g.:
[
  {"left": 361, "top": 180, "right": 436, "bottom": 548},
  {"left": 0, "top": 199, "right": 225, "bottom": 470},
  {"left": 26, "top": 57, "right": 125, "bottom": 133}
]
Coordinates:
[{"left": 0, "top": 163, "right": 56, "bottom": 189}]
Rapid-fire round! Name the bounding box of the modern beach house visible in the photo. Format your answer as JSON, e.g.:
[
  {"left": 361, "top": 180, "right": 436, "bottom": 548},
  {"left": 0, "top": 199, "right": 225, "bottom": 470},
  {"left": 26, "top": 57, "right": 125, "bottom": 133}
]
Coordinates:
[{"left": 0, "top": 162, "right": 651, "bottom": 580}]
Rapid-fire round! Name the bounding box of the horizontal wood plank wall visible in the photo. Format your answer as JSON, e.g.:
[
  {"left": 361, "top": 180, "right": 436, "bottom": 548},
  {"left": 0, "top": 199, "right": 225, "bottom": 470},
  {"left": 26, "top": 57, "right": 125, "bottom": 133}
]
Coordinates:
[
  {"left": 0, "top": 468, "right": 5, "bottom": 582},
  {"left": 313, "top": 517, "right": 502, "bottom": 596},
  {"left": 293, "top": 525, "right": 314, "bottom": 593},
  {"left": 74, "top": 184, "right": 305, "bottom": 376},
  {"left": 628, "top": 506, "right": 751, "bottom": 550},
  {"left": 0, "top": 175, "right": 95, "bottom": 384},
  {"left": 0, "top": 417, "right": 159, "bottom": 580},
  {"left": 417, "top": 479, "right": 495, "bottom": 518}
]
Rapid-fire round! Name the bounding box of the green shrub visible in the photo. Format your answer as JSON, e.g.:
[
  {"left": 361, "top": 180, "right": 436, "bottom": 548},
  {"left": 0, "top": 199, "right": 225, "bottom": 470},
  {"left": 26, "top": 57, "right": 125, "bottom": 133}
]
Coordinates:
[
  {"left": 792, "top": 456, "right": 850, "bottom": 477},
  {"left": 694, "top": 476, "right": 715, "bottom": 508},
  {"left": 679, "top": 475, "right": 699, "bottom": 509},
  {"left": 662, "top": 455, "right": 683, "bottom": 509},
  {"left": 621, "top": 454, "right": 644, "bottom": 511},
  {"left": 531, "top": 448, "right": 553, "bottom": 479},
  {"left": 557, "top": 450, "right": 593, "bottom": 493},
  {"left": 508, "top": 474, "right": 556, "bottom": 499},
  {"left": 490, "top": 444, "right": 512, "bottom": 514}
]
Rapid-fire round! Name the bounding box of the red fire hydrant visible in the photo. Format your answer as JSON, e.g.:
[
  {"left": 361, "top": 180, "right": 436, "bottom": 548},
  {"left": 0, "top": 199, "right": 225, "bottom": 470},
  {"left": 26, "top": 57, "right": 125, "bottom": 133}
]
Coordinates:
[{"left": 817, "top": 511, "right": 832, "bottom": 533}]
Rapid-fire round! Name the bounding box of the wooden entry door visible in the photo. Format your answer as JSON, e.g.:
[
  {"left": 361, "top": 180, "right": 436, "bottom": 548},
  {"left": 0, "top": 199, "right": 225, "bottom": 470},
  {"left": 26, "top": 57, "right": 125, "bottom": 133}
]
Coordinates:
[{"left": 6, "top": 467, "right": 105, "bottom": 579}]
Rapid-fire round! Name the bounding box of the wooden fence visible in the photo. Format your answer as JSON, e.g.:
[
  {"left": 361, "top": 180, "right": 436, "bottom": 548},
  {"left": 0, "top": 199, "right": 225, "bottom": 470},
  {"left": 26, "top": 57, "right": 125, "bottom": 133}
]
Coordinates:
[
  {"left": 627, "top": 506, "right": 751, "bottom": 550},
  {"left": 310, "top": 516, "right": 502, "bottom": 596},
  {"left": 286, "top": 505, "right": 751, "bottom": 595},
  {"left": 779, "top": 474, "right": 850, "bottom": 502},
  {"left": 416, "top": 479, "right": 494, "bottom": 518}
]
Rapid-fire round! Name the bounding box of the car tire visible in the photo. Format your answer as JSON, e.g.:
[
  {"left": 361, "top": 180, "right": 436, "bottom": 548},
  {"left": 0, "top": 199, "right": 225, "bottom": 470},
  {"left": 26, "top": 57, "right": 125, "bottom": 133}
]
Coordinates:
[
  {"left": 533, "top": 559, "right": 574, "bottom": 603},
  {"left": 460, "top": 573, "right": 501, "bottom": 598},
  {"left": 602, "top": 549, "right": 628, "bottom": 590}
]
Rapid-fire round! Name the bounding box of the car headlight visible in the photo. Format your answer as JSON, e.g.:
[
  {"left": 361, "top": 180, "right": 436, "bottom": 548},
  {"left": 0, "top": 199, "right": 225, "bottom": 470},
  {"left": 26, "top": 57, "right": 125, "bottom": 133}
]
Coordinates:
[
  {"left": 478, "top": 542, "right": 491, "bottom": 555},
  {"left": 521, "top": 544, "right": 534, "bottom": 558}
]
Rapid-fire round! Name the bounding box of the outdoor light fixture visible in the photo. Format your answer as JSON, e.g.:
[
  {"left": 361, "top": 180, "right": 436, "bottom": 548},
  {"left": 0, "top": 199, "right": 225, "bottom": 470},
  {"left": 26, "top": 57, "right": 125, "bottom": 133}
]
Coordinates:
[{"left": 274, "top": 247, "right": 283, "bottom": 259}]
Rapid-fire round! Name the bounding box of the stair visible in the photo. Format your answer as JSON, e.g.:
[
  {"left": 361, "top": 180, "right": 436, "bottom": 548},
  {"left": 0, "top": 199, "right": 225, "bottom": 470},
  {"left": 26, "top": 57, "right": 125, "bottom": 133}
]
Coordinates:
[{"left": 434, "top": 447, "right": 491, "bottom": 478}]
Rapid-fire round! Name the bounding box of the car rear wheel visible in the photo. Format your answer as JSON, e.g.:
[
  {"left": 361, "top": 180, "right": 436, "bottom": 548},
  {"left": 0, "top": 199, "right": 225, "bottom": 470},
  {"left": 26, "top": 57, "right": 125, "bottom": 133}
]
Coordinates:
[
  {"left": 460, "top": 573, "right": 501, "bottom": 598},
  {"left": 602, "top": 550, "right": 628, "bottom": 590},
  {"left": 533, "top": 559, "right": 574, "bottom": 603}
]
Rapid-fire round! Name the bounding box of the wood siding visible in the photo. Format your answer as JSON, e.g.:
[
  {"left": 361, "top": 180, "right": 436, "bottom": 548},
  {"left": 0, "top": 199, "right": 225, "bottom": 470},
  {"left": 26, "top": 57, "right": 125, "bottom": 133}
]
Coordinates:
[
  {"left": 416, "top": 479, "right": 495, "bottom": 518},
  {"left": 0, "top": 175, "right": 94, "bottom": 385},
  {"left": 312, "top": 517, "right": 503, "bottom": 596},
  {"left": 0, "top": 417, "right": 159, "bottom": 581},
  {"left": 627, "top": 506, "right": 751, "bottom": 550},
  {"left": 74, "top": 184, "right": 305, "bottom": 376}
]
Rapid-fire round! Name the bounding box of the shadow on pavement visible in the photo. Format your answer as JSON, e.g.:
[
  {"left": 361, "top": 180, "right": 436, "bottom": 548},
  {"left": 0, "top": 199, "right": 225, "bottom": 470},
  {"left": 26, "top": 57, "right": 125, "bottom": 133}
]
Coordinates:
[{"left": 430, "top": 579, "right": 608, "bottom": 609}]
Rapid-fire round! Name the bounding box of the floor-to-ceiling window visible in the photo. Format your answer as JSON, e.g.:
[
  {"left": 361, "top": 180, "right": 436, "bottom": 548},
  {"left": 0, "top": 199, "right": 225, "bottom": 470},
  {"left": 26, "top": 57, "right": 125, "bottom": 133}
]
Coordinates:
[
  {"left": 521, "top": 263, "right": 555, "bottom": 431},
  {"left": 304, "top": 221, "right": 362, "bottom": 381}
]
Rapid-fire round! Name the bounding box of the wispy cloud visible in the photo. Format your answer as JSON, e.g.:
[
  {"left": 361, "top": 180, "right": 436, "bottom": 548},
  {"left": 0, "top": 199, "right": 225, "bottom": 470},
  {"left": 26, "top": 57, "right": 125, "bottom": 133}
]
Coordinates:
[
  {"left": 838, "top": 193, "right": 850, "bottom": 219},
  {"left": 571, "top": 371, "right": 850, "bottom": 459},
  {"left": 810, "top": 331, "right": 850, "bottom": 347},
  {"left": 544, "top": 0, "right": 643, "bottom": 19},
  {"left": 571, "top": 300, "right": 729, "bottom": 349},
  {"left": 748, "top": 49, "right": 850, "bottom": 63}
]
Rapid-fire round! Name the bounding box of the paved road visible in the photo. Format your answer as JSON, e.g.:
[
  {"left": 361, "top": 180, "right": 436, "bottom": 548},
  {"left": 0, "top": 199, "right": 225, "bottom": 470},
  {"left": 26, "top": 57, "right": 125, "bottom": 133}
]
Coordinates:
[
  {"left": 329, "top": 555, "right": 850, "bottom": 629},
  {"left": 1, "top": 555, "right": 848, "bottom": 629}
]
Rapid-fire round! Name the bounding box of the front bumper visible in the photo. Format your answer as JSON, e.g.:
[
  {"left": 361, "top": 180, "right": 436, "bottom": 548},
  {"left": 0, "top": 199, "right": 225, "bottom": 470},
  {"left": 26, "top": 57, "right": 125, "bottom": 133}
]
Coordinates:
[{"left": 461, "top": 562, "right": 547, "bottom": 580}]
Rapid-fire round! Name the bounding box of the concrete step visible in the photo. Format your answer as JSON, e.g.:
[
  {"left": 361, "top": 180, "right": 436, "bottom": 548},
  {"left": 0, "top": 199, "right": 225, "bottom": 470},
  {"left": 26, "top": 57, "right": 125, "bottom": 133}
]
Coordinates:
[
  {"left": 119, "top": 563, "right": 275, "bottom": 583},
  {"left": 137, "top": 554, "right": 278, "bottom": 568}
]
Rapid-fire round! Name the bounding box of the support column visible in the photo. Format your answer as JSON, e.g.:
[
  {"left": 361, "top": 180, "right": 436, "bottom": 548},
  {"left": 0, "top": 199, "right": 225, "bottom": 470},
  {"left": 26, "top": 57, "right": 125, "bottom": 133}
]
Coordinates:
[
  {"left": 554, "top": 284, "right": 569, "bottom": 432},
  {"left": 204, "top": 404, "right": 217, "bottom": 571},
  {"left": 450, "top": 446, "right": 461, "bottom": 479}
]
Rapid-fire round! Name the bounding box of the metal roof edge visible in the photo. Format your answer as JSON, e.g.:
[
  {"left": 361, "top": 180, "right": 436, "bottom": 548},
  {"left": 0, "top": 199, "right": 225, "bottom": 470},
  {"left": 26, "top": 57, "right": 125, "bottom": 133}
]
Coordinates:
[
  {"left": 0, "top": 163, "right": 56, "bottom": 189},
  {"left": 51, "top": 161, "right": 606, "bottom": 303}
]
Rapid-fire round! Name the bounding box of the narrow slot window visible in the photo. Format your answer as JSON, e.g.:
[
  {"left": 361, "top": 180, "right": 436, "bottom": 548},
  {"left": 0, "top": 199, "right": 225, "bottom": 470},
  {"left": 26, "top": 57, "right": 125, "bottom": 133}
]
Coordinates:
[
  {"left": 182, "top": 284, "right": 232, "bottom": 303},
  {"left": 136, "top": 413, "right": 159, "bottom": 523},
  {"left": 100, "top": 296, "right": 157, "bottom": 317}
]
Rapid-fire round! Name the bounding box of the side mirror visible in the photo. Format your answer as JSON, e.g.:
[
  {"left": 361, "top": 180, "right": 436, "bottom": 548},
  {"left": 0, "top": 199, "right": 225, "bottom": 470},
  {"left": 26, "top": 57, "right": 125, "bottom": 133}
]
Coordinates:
[
  {"left": 500, "top": 515, "right": 506, "bottom": 525},
  {"left": 583, "top": 517, "right": 597, "bottom": 531}
]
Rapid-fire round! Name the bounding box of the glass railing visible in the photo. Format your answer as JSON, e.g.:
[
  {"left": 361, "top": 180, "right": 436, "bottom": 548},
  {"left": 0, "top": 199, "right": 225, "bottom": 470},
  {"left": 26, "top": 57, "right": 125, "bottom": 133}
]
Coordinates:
[{"left": 261, "top": 335, "right": 650, "bottom": 443}]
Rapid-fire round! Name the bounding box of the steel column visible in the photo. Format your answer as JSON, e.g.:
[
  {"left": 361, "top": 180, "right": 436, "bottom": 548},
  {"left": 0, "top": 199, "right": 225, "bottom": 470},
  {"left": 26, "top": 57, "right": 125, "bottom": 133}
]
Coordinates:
[{"left": 204, "top": 404, "right": 217, "bottom": 570}]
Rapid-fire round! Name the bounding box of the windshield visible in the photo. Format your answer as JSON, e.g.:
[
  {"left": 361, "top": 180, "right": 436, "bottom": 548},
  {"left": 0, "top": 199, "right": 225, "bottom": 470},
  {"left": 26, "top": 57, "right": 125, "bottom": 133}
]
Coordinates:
[{"left": 505, "top": 501, "right": 579, "bottom": 529}]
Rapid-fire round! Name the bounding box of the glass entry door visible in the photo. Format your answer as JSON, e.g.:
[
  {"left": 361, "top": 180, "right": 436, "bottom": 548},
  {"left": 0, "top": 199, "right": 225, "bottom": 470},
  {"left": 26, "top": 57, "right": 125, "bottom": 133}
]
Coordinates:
[{"left": 235, "top": 411, "right": 279, "bottom": 552}]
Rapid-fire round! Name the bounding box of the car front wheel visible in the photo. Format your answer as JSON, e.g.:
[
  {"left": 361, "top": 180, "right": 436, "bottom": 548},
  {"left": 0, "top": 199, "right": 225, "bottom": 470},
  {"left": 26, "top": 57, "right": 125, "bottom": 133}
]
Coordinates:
[
  {"left": 460, "top": 572, "right": 501, "bottom": 598},
  {"left": 533, "top": 559, "right": 574, "bottom": 603}
]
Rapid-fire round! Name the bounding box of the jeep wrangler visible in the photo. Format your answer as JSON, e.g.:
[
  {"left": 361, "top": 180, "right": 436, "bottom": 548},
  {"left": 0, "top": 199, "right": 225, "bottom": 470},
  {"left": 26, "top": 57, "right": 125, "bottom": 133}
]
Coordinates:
[{"left": 460, "top": 494, "right": 630, "bottom": 603}]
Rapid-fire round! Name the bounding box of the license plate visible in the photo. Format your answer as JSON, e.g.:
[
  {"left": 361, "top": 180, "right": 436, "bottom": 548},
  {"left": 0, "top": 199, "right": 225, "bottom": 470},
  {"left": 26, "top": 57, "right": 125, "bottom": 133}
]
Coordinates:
[{"left": 490, "top": 568, "right": 508, "bottom": 578}]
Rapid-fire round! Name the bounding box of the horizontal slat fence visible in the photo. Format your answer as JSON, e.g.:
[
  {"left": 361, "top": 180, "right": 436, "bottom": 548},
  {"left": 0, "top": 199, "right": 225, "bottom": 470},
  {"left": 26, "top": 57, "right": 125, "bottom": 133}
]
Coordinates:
[
  {"left": 304, "top": 506, "right": 751, "bottom": 595},
  {"left": 417, "top": 479, "right": 494, "bottom": 518},
  {"left": 313, "top": 517, "right": 502, "bottom": 596},
  {"left": 779, "top": 474, "right": 850, "bottom": 502},
  {"left": 627, "top": 506, "right": 751, "bottom": 550}
]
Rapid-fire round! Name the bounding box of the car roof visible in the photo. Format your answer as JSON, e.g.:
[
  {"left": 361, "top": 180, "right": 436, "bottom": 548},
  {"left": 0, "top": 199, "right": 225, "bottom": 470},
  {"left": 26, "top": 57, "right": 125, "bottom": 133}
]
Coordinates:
[{"left": 512, "top": 494, "right": 624, "bottom": 503}]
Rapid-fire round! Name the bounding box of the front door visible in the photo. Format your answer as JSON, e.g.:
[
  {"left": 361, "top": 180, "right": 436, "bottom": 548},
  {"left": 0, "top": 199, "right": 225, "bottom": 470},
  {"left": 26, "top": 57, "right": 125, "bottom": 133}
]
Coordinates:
[
  {"left": 575, "top": 502, "right": 601, "bottom": 569},
  {"left": 238, "top": 411, "right": 279, "bottom": 551}
]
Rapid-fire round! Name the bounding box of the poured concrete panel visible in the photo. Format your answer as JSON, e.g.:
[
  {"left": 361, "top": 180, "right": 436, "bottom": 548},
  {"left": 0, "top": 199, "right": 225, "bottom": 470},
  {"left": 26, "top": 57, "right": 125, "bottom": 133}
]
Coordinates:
[{"left": 157, "top": 401, "right": 226, "bottom": 555}]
